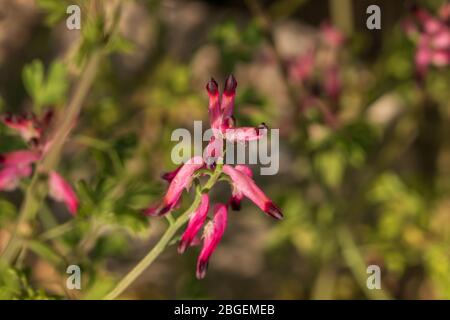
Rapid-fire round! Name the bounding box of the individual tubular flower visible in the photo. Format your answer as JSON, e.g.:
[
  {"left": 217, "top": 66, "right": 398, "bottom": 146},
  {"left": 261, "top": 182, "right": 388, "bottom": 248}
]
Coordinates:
[
  {"left": 0, "top": 109, "right": 79, "bottom": 215},
  {"left": 220, "top": 74, "right": 237, "bottom": 123},
  {"left": 0, "top": 165, "right": 32, "bottom": 191},
  {"left": 196, "top": 203, "right": 228, "bottom": 279},
  {"left": 223, "top": 164, "right": 283, "bottom": 220},
  {"left": 178, "top": 193, "right": 210, "bottom": 254},
  {"left": 0, "top": 150, "right": 41, "bottom": 167},
  {"left": 48, "top": 171, "right": 79, "bottom": 215},
  {"left": 144, "top": 156, "right": 205, "bottom": 216},
  {"left": 1, "top": 110, "right": 53, "bottom": 145},
  {"left": 0, "top": 150, "right": 40, "bottom": 192},
  {"left": 228, "top": 165, "right": 253, "bottom": 211},
  {"left": 206, "top": 78, "right": 221, "bottom": 130}
]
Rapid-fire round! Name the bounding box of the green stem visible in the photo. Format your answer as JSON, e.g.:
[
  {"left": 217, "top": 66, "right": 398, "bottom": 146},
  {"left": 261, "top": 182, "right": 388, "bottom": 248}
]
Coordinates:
[
  {"left": 104, "top": 193, "right": 201, "bottom": 300},
  {"left": 104, "top": 165, "right": 223, "bottom": 300},
  {"left": 337, "top": 226, "right": 392, "bottom": 300},
  {"left": 0, "top": 51, "right": 102, "bottom": 265}
]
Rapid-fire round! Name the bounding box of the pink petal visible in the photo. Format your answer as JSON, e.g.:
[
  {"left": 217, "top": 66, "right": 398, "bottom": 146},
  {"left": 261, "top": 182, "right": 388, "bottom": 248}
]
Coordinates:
[
  {"left": 439, "top": 3, "right": 450, "bottom": 21},
  {"left": 48, "top": 171, "right": 79, "bottom": 215},
  {"left": 415, "top": 44, "right": 431, "bottom": 77},
  {"left": 1, "top": 113, "right": 41, "bottom": 142},
  {"left": 223, "top": 124, "right": 267, "bottom": 143},
  {"left": 0, "top": 165, "right": 32, "bottom": 191},
  {"left": 223, "top": 165, "right": 283, "bottom": 220},
  {"left": 204, "top": 136, "right": 223, "bottom": 168},
  {"left": 289, "top": 51, "right": 315, "bottom": 82},
  {"left": 178, "top": 193, "right": 210, "bottom": 254},
  {"left": 0, "top": 150, "right": 40, "bottom": 167},
  {"left": 220, "top": 74, "right": 237, "bottom": 123},
  {"left": 432, "top": 50, "right": 450, "bottom": 66},
  {"left": 320, "top": 22, "right": 344, "bottom": 48},
  {"left": 432, "top": 29, "right": 450, "bottom": 49},
  {"left": 144, "top": 156, "right": 205, "bottom": 216},
  {"left": 206, "top": 78, "right": 221, "bottom": 130},
  {"left": 196, "top": 203, "right": 227, "bottom": 279},
  {"left": 161, "top": 164, "right": 183, "bottom": 183},
  {"left": 229, "top": 165, "right": 253, "bottom": 211},
  {"left": 324, "top": 65, "right": 341, "bottom": 101}
]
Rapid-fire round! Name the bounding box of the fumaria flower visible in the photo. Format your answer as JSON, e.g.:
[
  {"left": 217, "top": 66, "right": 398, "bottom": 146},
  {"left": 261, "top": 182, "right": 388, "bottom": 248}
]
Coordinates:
[
  {"left": 144, "top": 76, "right": 282, "bottom": 279},
  {"left": 0, "top": 110, "right": 79, "bottom": 215},
  {"left": 404, "top": 3, "right": 450, "bottom": 79}
]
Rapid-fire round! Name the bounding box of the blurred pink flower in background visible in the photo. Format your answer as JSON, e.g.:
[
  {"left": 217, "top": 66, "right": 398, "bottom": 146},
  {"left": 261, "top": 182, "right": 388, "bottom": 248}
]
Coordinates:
[
  {"left": 404, "top": 3, "right": 450, "bottom": 78},
  {"left": 0, "top": 110, "right": 79, "bottom": 215}
]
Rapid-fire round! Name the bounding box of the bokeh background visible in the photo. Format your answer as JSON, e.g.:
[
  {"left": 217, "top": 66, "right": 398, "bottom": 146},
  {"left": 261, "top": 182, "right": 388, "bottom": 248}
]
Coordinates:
[{"left": 0, "top": 0, "right": 450, "bottom": 299}]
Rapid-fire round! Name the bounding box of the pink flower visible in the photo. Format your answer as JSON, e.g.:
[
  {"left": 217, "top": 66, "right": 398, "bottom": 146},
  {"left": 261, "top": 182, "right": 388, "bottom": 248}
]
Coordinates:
[
  {"left": 320, "top": 22, "right": 345, "bottom": 49},
  {"left": 161, "top": 164, "right": 183, "bottom": 183},
  {"left": 0, "top": 150, "right": 41, "bottom": 167},
  {"left": 0, "top": 165, "right": 32, "bottom": 191},
  {"left": 223, "top": 164, "right": 283, "bottom": 220},
  {"left": 178, "top": 193, "right": 210, "bottom": 254},
  {"left": 146, "top": 76, "right": 282, "bottom": 279},
  {"left": 206, "top": 78, "right": 221, "bottom": 130},
  {"left": 324, "top": 65, "right": 341, "bottom": 102},
  {"left": 288, "top": 50, "right": 315, "bottom": 82},
  {"left": 228, "top": 164, "right": 253, "bottom": 210},
  {"left": 220, "top": 74, "right": 237, "bottom": 123},
  {"left": 144, "top": 156, "right": 205, "bottom": 216},
  {"left": 196, "top": 203, "right": 227, "bottom": 279},
  {"left": 405, "top": 4, "right": 450, "bottom": 78},
  {"left": 48, "top": 171, "right": 79, "bottom": 215},
  {"left": 0, "top": 150, "right": 40, "bottom": 191},
  {"left": 1, "top": 110, "right": 53, "bottom": 145}
]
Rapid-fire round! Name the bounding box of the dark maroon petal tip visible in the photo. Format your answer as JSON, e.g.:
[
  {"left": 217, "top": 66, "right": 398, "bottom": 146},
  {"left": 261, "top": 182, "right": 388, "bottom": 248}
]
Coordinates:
[
  {"left": 143, "top": 203, "right": 172, "bottom": 217},
  {"left": 229, "top": 198, "right": 241, "bottom": 211},
  {"left": 265, "top": 202, "right": 283, "bottom": 220},
  {"left": 206, "top": 78, "right": 219, "bottom": 95},
  {"left": 196, "top": 261, "right": 208, "bottom": 279},
  {"left": 0, "top": 154, "right": 4, "bottom": 164},
  {"left": 224, "top": 74, "right": 237, "bottom": 95}
]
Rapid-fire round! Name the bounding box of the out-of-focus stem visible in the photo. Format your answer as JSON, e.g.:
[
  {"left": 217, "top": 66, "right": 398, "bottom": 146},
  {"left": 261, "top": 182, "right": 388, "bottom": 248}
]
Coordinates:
[
  {"left": 337, "top": 226, "right": 392, "bottom": 300},
  {"left": 1, "top": 51, "right": 101, "bottom": 265},
  {"left": 329, "top": 0, "right": 353, "bottom": 36},
  {"left": 103, "top": 193, "right": 201, "bottom": 300}
]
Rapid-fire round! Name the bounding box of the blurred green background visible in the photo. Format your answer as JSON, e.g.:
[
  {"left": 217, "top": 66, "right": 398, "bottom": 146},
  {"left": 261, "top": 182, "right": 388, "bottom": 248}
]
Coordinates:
[{"left": 0, "top": 0, "right": 450, "bottom": 299}]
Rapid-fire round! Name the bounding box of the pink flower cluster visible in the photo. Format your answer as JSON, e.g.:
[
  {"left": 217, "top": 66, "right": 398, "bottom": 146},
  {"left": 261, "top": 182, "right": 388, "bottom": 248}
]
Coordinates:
[
  {"left": 144, "top": 75, "right": 283, "bottom": 279},
  {"left": 288, "top": 22, "right": 344, "bottom": 128},
  {"left": 0, "top": 111, "right": 79, "bottom": 215},
  {"left": 404, "top": 3, "right": 450, "bottom": 78}
]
